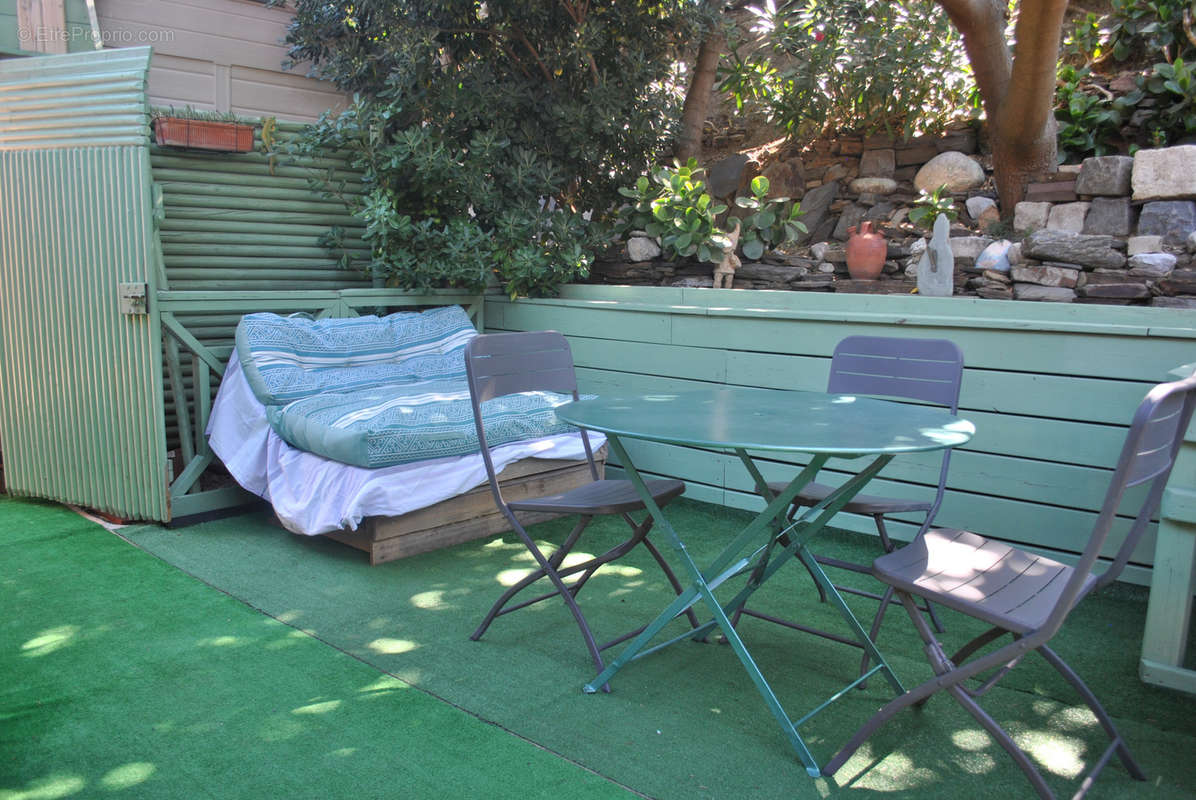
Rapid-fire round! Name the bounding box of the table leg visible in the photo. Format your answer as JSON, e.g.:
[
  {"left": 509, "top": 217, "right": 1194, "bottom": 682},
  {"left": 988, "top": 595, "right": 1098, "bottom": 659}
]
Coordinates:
[
  {"left": 588, "top": 437, "right": 903, "bottom": 774},
  {"left": 720, "top": 451, "right": 905, "bottom": 695},
  {"left": 584, "top": 436, "right": 817, "bottom": 692}
]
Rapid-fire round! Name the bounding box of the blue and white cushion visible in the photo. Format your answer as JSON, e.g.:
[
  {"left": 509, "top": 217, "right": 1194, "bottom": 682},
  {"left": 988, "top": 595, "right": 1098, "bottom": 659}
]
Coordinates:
[{"left": 233, "top": 306, "right": 580, "bottom": 468}]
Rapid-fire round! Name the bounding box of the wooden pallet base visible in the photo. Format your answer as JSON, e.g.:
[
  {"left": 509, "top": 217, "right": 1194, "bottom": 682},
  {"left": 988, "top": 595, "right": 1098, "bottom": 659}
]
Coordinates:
[{"left": 324, "top": 453, "right": 604, "bottom": 565}]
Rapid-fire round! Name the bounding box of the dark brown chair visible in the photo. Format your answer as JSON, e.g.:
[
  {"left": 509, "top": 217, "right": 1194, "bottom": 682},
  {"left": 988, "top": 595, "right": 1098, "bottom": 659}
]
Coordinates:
[
  {"left": 464, "top": 331, "right": 697, "bottom": 683},
  {"left": 822, "top": 370, "right": 1196, "bottom": 798}
]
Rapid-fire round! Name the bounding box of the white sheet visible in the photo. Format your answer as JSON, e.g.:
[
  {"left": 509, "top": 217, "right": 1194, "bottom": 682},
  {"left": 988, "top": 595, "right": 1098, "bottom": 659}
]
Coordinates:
[{"left": 207, "top": 351, "right": 602, "bottom": 536}]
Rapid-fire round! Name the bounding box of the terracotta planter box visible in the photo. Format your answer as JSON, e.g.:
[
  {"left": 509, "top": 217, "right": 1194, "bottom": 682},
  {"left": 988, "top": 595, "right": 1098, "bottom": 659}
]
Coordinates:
[{"left": 153, "top": 117, "right": 255, "bottom": 152}]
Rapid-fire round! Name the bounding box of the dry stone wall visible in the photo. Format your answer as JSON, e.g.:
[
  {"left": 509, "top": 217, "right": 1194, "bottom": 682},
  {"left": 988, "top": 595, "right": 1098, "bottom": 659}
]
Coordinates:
[{"left": 592, "top": 132, "right": 1196, "bottom": 308}]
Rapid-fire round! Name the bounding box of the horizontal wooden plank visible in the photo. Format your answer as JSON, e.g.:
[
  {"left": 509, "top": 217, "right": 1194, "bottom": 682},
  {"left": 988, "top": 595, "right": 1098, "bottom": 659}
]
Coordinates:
[
  {"left": 548, "top": 285, "right": 1196, "bottom": 339},
  {"left": 488, "top": 289, "right": 1192, "bottom": 582}
]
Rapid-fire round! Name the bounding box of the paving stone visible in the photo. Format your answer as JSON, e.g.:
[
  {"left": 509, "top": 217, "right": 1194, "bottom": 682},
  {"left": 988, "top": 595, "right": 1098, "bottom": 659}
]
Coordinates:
[
  {"left": 859, "top": 148, "right": 896, "bottom": 179},
  {"left": 849, "top": 177, "right": 898, "bottom": 195},
  {"left": 1047, "top": 202, "right": 1091, "bottom": 233},
  {"left": 1083, "top": 197, "right": 1134, "bottom": 236},
  {"left": 1076, "top": 155, "right": 1134, "bottom": 196},
  {"left": 1023, "top": 230, "right": 1126, "bottom": 269},
  {"left": 1014, "top": 201, "right": 1052, "bottom": 232},
  {"left": 1013, "top": 285, "right": 1076, "bottom": 302},
  {"left": 1011, "top": 265, "right": 1080, "bottom": 287},
  {"left": 1158, "top": 269, "right": 1196, "bottom": 294},
  {"left": 1133, "top": 145, "right": 1196, "bottom": 200},
  {"left": 1152, "top": 296, "right": 1196, "bottom": 308},
  {"left": 1077, "top": 281, "right": 1152, "bottom": 299},
  {"left": 1127, "top": 235, "right": 1164, "bottom": 256},
  {"left": 1128, "top": 252, "right": 1177, "bottom": 277},
  {"left": 1137, "top": 201, "right": 1196, "bottom": 245}
]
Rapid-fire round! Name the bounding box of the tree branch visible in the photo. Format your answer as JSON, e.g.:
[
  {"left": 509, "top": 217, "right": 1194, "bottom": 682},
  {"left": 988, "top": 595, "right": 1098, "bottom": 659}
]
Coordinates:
[
  {"left": 934, "top": 0, "right": 1010, "bottom": 123},
  {"left": 1000, "top": 0, "right": 1069, "bottom": 158}
]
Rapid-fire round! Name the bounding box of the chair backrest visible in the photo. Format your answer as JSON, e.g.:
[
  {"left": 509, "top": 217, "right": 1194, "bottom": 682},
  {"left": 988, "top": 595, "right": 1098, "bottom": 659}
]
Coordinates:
[
  {"left": 1044, "top": 371, "right": 1196, "bottom": 636},
  {"left": 827, "top": 336, "right": 965, "bottom": 529},
  {"left": 827, "top": 336, "right": 964, "bottom": 410},
  {"left": 463, "top": 331, "right": 599, "bottom": 503}
]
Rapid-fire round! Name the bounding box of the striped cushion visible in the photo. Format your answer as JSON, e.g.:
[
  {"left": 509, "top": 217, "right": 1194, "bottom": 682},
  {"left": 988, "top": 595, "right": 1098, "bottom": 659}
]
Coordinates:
[
  {"left": 267, "top": 380, "right": 579, "bottom": 468},
  {"left": 233, "top": 306, "right": 580, "bottom": 468},
  {"left": 235, "top": 305, "right": 476, "bottom": 405}
]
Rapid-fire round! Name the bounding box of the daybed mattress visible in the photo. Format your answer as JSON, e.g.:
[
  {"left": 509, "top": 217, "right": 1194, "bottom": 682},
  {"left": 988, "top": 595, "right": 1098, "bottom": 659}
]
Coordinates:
[
  {"left": 236, "top": 307, "right": 578, "bottom": 469},
  {"left": 208, "top": 350, "right": 600, "bottom": 536}
]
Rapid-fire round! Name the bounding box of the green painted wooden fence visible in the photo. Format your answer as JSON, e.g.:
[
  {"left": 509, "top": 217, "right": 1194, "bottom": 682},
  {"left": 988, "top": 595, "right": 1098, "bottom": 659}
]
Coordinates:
[{"left": 486, "top": 284, "right": 1196, "bottom": 585}]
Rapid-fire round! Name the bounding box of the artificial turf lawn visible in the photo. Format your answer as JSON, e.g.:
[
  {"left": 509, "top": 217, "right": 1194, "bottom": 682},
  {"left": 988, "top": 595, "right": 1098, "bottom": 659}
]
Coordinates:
[
  {"left": 0, "top": 496, "right": 632, "bottom": 800},
  {"left": 117, "top": 496, "right": 1196, "bottom": 799}
]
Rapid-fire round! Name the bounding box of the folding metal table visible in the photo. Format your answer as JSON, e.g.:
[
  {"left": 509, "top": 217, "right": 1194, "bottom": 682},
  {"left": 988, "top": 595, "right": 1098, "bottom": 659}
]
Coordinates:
[{"left": 556, "top": 386, "right": 974, "bottom": 776}]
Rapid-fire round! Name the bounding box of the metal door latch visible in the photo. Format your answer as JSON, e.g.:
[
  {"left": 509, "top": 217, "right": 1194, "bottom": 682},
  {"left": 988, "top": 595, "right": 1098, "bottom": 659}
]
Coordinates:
[{"left": 119, "top": 282, "right": 148, "bottom": 315}]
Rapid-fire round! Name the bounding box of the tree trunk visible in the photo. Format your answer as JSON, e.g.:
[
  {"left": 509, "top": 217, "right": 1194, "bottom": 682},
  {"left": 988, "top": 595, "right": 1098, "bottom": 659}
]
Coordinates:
[
  {"left": 675, "top": 29, "right": 725, "bottom": 163},
  {"left": 935, "top": 0, "right": 1068, "bottom": 213}
]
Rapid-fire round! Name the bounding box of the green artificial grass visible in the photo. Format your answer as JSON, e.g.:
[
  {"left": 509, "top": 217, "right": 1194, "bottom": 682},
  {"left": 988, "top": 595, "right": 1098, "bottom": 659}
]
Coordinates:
[
  {"left": 113, "top": 497, "right": 1196, "bottom": 799},
  {"left": 0, "top": 497, "right": 632, "bottom": 800}
]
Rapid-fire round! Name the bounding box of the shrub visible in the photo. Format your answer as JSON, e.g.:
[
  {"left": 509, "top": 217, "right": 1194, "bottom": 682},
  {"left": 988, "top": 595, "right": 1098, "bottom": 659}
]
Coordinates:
[
  {"left": 720, "top": 0, "right": 976, "bottom": 143},
  {"left": 613, "top": 162, "right": 805, "bottom": 263},
  {"left": 282, "top": 0, "right": 701, "bottom": 297}
]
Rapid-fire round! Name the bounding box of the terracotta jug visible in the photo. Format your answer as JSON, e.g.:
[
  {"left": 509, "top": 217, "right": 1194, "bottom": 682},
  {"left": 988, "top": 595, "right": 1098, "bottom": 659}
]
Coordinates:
[{"left": 845, "top": 221, "right": 886, "bottom": 280}]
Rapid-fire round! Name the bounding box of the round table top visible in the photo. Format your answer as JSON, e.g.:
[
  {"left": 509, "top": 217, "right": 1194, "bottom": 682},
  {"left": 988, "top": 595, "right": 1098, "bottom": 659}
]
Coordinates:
[{"left": 557, "top": 386, "right": 974, "bottom": 456}]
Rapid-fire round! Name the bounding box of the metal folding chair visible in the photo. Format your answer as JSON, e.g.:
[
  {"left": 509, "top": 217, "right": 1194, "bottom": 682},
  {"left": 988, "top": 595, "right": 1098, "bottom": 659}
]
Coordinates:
[
  {"left": 823, "top": 371, "right": 1196, "bottom": 798},
  {"left": 464, "top": 331, "right": 698, "bottom": 683},
  {"left": 740, "top": 337, "right": 964, "bottom": 661}
]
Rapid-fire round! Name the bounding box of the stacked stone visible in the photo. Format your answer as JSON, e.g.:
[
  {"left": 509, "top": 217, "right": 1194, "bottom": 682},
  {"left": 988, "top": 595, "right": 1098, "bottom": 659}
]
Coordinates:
[
  {"left": 1009, "top": 148, "right": 1196, "bottom": 306},
  {"left": 599, "top": 139, "right": 1196, "bottom": 307}
]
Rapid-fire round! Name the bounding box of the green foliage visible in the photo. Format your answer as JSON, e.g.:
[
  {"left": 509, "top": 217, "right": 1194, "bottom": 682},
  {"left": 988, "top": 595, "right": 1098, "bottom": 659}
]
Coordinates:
[
  {"left": 614, "top": 159, "right": 730, "bottom": 263},
  {"left": 1055, "top": 65, "right": 1133, "bottom": 162},
  {"left": 733, "top": 175, "right": 807, "bottom": 261},
  {"left": 1140, "top": 58, "right": 1196, "bottom": 145},
  {"left": 283, "top": 0, "right": 700, "bottom": 297},
  {"left": 614, "top": 163, "right": 805, "bottom": 263},
  {"left": 908, "top": 185, "right": 957, "bottom": 231},
  {"left": 1105, "top": 0, "right": 1187, "bottom": 63},
  {"left": 1062, "top": 0, "right": 1187, "bottom": 67},
  {"left": 150, "top": 105, "right": 251, "bottom": 124},
  {"left": 1055, "top": 0, "right": 1196, "bottom": 157},
  {"left": 720, "top": 0, "right": 976, "bottom": 143}
]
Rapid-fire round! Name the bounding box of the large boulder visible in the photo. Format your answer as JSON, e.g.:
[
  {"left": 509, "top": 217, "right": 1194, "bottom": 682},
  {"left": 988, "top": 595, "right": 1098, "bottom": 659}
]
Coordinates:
[
  {"left": 914, "top": 151, "right": 985, "bottom": 193},
  {"left": 1132, "top": 146, "right": 1196, "bottom": 200}
]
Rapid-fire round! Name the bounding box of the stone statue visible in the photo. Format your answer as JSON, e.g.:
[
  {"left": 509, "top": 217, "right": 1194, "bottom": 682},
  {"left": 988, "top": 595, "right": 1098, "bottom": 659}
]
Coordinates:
[
  {"left": 713, "top": 217, "right": 742, "bottom": 289},
  {"left": 916, "top": 212, "right": 955, "bottom": 297}
]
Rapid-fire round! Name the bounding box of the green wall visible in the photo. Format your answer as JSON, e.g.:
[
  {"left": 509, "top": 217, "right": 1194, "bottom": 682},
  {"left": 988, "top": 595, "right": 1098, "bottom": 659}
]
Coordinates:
[{"left": 487, "top": 284, "right": 1196, "bottom": 585}]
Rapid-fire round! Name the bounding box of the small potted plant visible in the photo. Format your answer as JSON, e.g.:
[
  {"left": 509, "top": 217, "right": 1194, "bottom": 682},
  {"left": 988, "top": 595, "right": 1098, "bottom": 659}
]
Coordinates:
[{"left": 151, "top": 106, "right": 255, "bottom": 153}]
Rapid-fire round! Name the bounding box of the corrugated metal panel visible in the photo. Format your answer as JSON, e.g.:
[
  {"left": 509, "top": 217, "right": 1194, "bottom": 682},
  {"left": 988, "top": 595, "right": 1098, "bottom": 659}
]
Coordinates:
[{"left": 0, "top": 47, "right": 169, "bottom": 521}]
